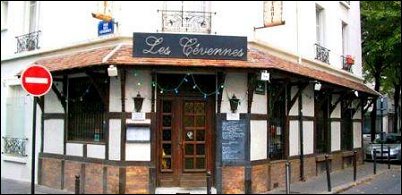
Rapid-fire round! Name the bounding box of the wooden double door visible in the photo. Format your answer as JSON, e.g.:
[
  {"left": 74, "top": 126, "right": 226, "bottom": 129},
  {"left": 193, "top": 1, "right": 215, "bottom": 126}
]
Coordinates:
[{"left": 157, "top": 95, "right": 214, "bottom": 187}]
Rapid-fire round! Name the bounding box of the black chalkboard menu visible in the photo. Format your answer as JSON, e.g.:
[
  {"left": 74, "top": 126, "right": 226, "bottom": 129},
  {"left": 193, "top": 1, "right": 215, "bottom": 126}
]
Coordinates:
[{"left": 217, "top": 114, "right": 250, "bottom": 165}]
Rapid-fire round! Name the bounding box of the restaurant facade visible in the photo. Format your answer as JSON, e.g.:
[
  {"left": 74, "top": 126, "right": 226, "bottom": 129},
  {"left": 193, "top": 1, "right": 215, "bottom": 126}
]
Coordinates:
[{"left": 1, "top": 1, "right": 379, "bottom": 194}]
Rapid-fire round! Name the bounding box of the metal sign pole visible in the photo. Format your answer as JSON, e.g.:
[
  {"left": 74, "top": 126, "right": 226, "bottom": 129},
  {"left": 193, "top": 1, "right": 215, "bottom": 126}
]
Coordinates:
[{"left": 31, "top": 97, "right": 38, "bottom": 194}]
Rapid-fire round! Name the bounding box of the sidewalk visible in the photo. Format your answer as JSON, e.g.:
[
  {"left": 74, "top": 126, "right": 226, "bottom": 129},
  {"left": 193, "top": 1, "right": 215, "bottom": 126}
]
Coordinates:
[
  {"left": 267, "top": 162, "right": 401, "bottom": 194},
  {"left": 1, "top": 178, "right": 72, "bottom": 194}
]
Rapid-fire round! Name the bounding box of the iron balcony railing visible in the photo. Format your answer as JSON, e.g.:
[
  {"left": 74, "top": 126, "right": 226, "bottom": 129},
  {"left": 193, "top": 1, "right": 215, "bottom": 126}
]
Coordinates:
[
  {"left": 341, "top": 55, "right": 353, "bottom": 72},
  {"left": 15, "top": 30, "right": 41, "bottom": 53},
  {"left": 159, "top": 10, "right": 215, "bottom": 34},
  {"left": 2, "top": 136, "right": 28, "bottom": 157},
  {"left": 315, "top": 43, "right": 330, "bottom": 64}
]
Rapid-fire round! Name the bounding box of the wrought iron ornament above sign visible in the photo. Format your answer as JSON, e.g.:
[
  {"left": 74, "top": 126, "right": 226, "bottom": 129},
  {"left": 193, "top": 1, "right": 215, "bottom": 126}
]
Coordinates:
[{"left": 133, "top": 33, "right": 247, "bottom": 60}]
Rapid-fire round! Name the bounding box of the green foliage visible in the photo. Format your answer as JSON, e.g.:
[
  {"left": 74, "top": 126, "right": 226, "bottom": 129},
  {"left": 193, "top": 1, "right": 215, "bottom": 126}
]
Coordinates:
[{"left": 361, "top": 1, "right": 401, "bottom": 94}]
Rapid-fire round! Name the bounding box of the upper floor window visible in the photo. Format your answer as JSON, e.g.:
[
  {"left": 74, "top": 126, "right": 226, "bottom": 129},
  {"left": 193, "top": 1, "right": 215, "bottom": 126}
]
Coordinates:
[
  {"left": 1, "top": 1, "right": 8, "bottom": 30},
  {"left": 263, "top": 1, "right": 284, "bottom": 27},
  {"left": 342, "top": 22, "right": 348, "bottom": 55},
  {"left": 315, "top": 5, "right": 324, "bottom": 46},
  {"left": 160, "top": 1, "right": 213, "bottom": 34},
  {"left": 28, "top": 1, "right": 38, "bottom": 33}
]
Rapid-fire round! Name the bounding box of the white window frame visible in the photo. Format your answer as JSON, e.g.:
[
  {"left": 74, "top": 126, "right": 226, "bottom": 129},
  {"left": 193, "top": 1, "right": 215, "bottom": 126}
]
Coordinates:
[
  {"left": 342, "top": 21, "right": 348, "bottom": 55},
  {"left": 24, "top": 1, "right": 39, "bottom": 33},
  {"left": 315, "top": 5, "right": 325, "bottom": 46},
  {"left": 1, "top": 1, "right": 8, "bottom": 31}
]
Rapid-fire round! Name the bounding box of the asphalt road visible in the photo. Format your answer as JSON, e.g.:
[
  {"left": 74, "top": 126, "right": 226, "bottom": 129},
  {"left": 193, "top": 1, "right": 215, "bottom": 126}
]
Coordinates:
[{"left": 340, "top": 169, "right": 401, "bottom": 194}]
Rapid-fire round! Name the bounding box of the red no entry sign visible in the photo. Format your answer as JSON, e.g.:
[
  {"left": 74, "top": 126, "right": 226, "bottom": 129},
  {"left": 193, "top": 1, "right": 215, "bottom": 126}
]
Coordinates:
[{"left": 21, "top": 65, "right": 53, "bottom": 96}]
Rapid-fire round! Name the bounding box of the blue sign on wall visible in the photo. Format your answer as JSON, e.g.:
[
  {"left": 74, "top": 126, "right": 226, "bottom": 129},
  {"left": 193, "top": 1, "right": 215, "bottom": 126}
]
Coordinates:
[{"left": 98, "top": 21, "right": 114, "bottom": 36}]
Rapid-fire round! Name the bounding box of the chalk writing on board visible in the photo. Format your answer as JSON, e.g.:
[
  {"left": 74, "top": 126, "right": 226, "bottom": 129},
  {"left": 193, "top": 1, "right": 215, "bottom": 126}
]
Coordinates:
[{"left": 221, "top": 120, "right": 247, "bottom": 161}]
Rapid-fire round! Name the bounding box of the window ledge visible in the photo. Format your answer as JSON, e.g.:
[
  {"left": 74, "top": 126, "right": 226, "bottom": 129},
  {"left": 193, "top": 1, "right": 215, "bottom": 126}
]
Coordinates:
[{"left": 2, "top": 154, "right": 28, "bottom": 164}]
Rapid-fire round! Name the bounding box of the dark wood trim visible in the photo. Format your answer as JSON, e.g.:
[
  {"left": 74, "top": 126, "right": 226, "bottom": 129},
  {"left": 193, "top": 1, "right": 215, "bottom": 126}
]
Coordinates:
[
  {"left": 352, "top": 119, "right": 363, "bottom": 122},
  {"left": 247, "top": 72, "right": 257, "bottom": 114},
  {"left": 103, "top": 166, "right": 107, "bottom": 194},
  {"left": 363, "top": 98, "right": 375, "bottom": 114},
  {"left": 250, "top": 158, "right": 270, "bottom": 165},
  {"left": 287, "top": 153, "right": 317, "bottom": 160},
  {"left": 151, "top": 71, "right": 156, "bottom": 113},
  {"left": 85, "top": 71, "right": 108, "bottom": 107},
  {"left": 83, "top": 144, "right": 87, "bottom": 158},
  {"left": 80, "top": 163, "right": 85, "bottom": 194},
  {"left": 288, "top": 83, "right": 308, "bottom": 113},
  {"left": 330, "top": 118, "right": 342, "bottom": 122},
  {"left": 289, "top": 116, "right": 315, "bottom": 121},
  {"left": 43, "top": 113, "right": 65, "bottom": 120},
  {"left": 39, "top": 152, "right": 153, "bottom": 166},
  {"left": 250, "top": 114, "right": 268, "bottom": 120},
  {"left": 63, "top": 75, "right": 68, "bottom": 155},
  {"left": 352, "top": 100, "right": 362, "bottom": 117},
  {"left": 107, "top": 112, "right": 153, "bottom": 119},
  {"left": 52, "top": 83, "right": 66, "bottom": 111},
  {"left": 120, "top": 69, "right": 126, "bottom": 161},
  {"left": 217, "top": 72, "right": 225, "bottom": 113},
  {"left": 245, "top": 165, "right": 252, "bottom": 194},
  {"left": 40, "top": 113, "right": 45, "bottom": 153},
  {"left": 298, "top": 84, "right": 305, "bottom": 181},
  {"left": 61, "top": 160, "right": 65, "bottom": 189},
  {"left": 330, "top": 93, "right": 346, "bottom": 115},
  {"left": 119, "top": 167, "right": 126, "bottom": 194},
  {"left": 38, "top": 96, "right": 44, "bottom": 112},
  {"left": 285, "top": 82, "right": 290, "bottom": 159},
  {"left": 149, "top": 167, "right": 156, "bottom": 194}
]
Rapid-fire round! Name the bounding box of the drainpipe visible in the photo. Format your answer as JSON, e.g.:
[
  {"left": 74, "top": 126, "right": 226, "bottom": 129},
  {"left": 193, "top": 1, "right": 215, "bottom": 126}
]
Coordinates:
[{"left": 299, "top": 85, "right": 305, "bottom": 181}]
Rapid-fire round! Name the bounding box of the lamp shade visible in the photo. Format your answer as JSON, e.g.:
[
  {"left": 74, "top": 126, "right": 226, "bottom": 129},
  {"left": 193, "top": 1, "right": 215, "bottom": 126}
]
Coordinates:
[
  {"left": 229, "top": 94, "right": 240, "bottom": 113},
  {"left": 133, "top": 92, "right": 144, "bottom": 112}
]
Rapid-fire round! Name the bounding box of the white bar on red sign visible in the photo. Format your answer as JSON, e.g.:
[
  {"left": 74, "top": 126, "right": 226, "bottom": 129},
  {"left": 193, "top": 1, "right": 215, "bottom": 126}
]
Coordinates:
[{"left": 25, "top": 77, "right": 48, "bottom": 84}]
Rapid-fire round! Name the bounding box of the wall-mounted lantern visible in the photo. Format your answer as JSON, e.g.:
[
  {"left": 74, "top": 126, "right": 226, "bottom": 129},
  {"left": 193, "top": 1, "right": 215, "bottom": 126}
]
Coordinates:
[
  {"left": 133, "top": 92, "right": 144, "bottom": 112},
  {"left": 107, "top": 65, "right": 118, "bottom": 77},
  {"left": 314, "top": 81, "right": 322, "bottom": 91},
  {"left": 229, "top": 94, "right": 240, "bottom": 113}
]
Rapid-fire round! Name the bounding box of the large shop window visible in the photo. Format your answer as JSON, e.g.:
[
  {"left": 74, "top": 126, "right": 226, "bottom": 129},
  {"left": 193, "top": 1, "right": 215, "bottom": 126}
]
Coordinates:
[
  {"left": 315, "top": 91, "right": 330, "bottom": 153},
  {"left": 67, "top": 77, "right": 106, "bottom": 143},
  {"left": 341, "top": 100, "right": 353, "bottom": 151},
  {"left": 268, "top": 84, "right": 286, "bottom": 160}
]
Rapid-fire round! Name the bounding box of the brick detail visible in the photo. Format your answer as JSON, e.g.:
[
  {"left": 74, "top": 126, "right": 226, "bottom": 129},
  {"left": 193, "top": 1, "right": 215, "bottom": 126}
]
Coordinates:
[
  {"left": 84, "top": 163, "right": 104, "bottom": 194},
  {"left": 125, "top": 166, "right": 149, "bottom": 194},
  {"left": 252, "top": 164, "right": 269, "bottom": 193},
  {"left": 222, "top": 166, "right": 245, "bottom": 194},
  {"left": 63, "top": 160, "right": 81, "bottom": 192},
  {"left": 106, "top": 166, "right": 120, "bottom": 194},
  {"left": 40, "top": 158, "right": 62, "bottom": 189},
  {"left": 303, "top": 157, "right": 316, "bottom": 180}
]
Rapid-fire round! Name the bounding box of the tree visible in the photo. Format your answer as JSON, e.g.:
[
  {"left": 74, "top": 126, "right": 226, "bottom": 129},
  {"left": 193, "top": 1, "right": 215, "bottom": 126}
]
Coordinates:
[{"left": 361, "top": 1, "right": 401, "bottom": 140}]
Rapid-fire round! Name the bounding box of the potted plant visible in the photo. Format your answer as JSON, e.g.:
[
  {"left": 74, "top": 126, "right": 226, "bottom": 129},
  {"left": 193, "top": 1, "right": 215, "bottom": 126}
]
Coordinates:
[{"left": 346, "top": 55, "right": 354, "bottom": 65}]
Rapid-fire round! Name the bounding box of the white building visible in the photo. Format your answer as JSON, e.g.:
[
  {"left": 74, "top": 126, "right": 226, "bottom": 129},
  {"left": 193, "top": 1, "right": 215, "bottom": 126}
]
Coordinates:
[{"left": 1, "top": 1, "right": 379, "bottom": 194}]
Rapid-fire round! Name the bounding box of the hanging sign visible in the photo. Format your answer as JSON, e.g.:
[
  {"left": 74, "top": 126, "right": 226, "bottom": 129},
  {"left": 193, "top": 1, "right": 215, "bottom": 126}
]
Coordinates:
[
  {"left": 133, "top": 32, "right": 247, "bottom": 60},
  {"left": 98, "top": 20, "right": 114, "bottom": 36}
]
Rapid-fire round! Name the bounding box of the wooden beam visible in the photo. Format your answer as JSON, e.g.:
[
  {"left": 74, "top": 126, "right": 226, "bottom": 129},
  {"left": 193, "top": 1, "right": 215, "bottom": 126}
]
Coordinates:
[
  {"left": 51, "top": 83, "right": 66, "bottom": 111},
  {"left": 363, "top": 98, "right": 375, "bottom": 114},
  {"left": 247, "top": 72, "right": 257, "bottom": 114},
  {"left": 330, "top": 93, "right": 347, "bottom": 114},
  {"left": 288, "top": 83, "right": 308, "bottom": 113},
  {"left": 352, "top": 99, "right": 363, "bottom": 117},
  {"left": 85, "top": 71, "right": 108, "bottom": 107},
  {"left": 217, "top": 72, "right": 226, "bottom": 113},
  {"left": 151, "top": 71, "right": 156, "bottom": 113}
]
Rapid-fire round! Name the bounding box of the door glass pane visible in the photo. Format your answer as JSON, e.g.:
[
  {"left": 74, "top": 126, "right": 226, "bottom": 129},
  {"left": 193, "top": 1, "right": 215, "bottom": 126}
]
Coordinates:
[
  {"left": 185, "top": 144, "right": 194, "bottom": 155},
  {"left": 162, "top": 158, "right": 171, "bottom": 169},
  {"left": 163, "top": 115, "right": 172, "bottom": 127},
  {"left": 185, "top": 130, "right": 194, "bottom": 141},
  {"left": 184, "top": 102, "right": 194, "bottom": 114},
  {"left": 185, "top": 158, "right": 194, "bottom": 169},
  {"left": 194, "top": 103, "right": 205, "bottom": 114},
  {"left": 184, "top": 116, "right": 194, "bottom": 127},
  {"left": 195, "top": 116, "right": 205, "bottom": 127},
  {"left": 162, "top": 130, "right": 171, "bottom": 141},
  {"left": 163, "top": 101, "right": 172, "bottom": 113},
  {"left": 196, "top": 130, "right": 205, "bottom": 141},
  {"left": 196, "top": 158, "right": 205, "bottom": 169},
  {"left": 196, "top": 144, "right": 205, "bottom": 155},
  {"left": 162, "top": 144, "right": 171, "bottom": 155}
]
